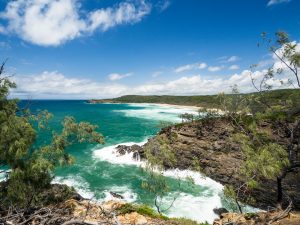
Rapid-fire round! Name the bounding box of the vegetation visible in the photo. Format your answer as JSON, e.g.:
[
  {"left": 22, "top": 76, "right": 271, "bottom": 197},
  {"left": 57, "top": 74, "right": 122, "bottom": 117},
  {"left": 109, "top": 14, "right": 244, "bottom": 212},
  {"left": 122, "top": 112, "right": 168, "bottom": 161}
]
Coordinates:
[
  {"left": 220, "top": 31, "right": 300, "bottom": 215},
  {"left": 118, "top": 203, "right": 204, "bottom": 225},
  {"left": 141, "top": 136, "right": 179, "bottom": 214},
  {"left": 118, "top": 203, "right": 169, "bottom": 220},
  {"left": 134, "top": 31, "right": 300, "bottom": 221},
  {"left": 90, "top": 89, "right": 300, "bottom": 110},
  {"left": 0, "top": 62, "right": 104, "bottom": 208}
]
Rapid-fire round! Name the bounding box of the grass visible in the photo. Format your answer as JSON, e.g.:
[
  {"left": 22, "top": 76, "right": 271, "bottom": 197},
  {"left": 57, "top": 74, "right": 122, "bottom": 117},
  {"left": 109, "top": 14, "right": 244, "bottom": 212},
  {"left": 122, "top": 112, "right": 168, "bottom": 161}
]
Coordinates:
[
  {"left": 117, "top": 203, "right": 206, "bottom": 224},
  {"left": 118, "top": 203, "right": 168, "bottom": 220}
]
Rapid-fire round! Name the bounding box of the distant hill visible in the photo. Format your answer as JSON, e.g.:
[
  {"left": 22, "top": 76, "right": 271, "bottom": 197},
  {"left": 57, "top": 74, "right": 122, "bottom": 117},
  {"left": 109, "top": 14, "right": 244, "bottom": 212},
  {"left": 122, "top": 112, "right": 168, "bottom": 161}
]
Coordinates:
[{"left": 89, "top": 89, "right": 300, "bottom": 109}]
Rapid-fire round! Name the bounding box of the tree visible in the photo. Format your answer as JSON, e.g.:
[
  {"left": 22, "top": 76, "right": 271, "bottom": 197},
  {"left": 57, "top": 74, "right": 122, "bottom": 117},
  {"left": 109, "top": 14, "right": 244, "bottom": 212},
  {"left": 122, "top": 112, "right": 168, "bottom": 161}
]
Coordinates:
[
  {"left": 222, "top": 31, "right": 300, "bottom": 212},
  {"left": 0, "top": 62, "right": 104, "bottom": 207},
  {"left": 141, "top": 136, "right": 178, "bottom": 215},
  {"left": 179, "top": 113, "right": 195, "bottom": 123}
]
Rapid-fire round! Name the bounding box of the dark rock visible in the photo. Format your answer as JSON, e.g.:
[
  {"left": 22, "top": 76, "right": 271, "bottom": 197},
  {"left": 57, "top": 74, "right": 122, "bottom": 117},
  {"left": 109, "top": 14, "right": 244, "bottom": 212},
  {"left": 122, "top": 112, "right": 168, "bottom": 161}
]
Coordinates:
[
  {"left": 110, "top": 191, "right": 124, "bottom": 199},
  {"left": 115, "top": 144, "right": 144, "bottom": 162},
  {"left": 213, "top": 207, "right": 229, "bottom": 217}
]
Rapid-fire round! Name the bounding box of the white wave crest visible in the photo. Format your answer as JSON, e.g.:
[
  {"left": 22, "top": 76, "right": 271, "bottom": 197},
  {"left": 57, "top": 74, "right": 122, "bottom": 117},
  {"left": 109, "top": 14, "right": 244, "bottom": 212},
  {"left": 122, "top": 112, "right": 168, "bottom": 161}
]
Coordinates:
[
  {"left": 113, "top": 103, "right": 199, "bottom": 122},
  {"left": 161, "top": 169, "right": 223, "bottom": 223},
  {"left": 101, "top": 186, "right": 137, "bottom": 203},
  {"left": 93, "top": 141, "right": 147, "bottom": 166},
  {"left": 163, "top": 191, "right": 222, "bottom": 223},
  {"left": 92, "top": 141, "right": 224, "bottom": 223},
  {"left": 52, "top": 176, "right": 94, "bottom": 199}
]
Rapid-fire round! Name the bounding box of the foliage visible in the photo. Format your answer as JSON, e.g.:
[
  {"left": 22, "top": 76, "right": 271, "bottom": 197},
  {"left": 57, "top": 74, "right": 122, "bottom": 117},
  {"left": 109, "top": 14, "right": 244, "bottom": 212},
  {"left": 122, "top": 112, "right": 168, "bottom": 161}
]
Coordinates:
[
  {"left": 143, "top": 135, "right": 177, "bottom": 170},
  {"left": 221, "top": 31, "right": 300, "bottom": 211},
  {"left": 141, "top": 136, "right": 182, "bottom": 214},
  {"left": 118, "top": 203, "right": 168, "bottom": 220},
  {"left": 179, "top": 113, "right": 195, "bottom": 123},
  {"left": 171, "top": 217, "right": 204, "bottom": 225},
  {"left": 198, "top": 107, "right": 219, "bottom": 120},
  {"left": 93, "top": 89, "right": 300, "bottom": 111},
  {"left": 0, "top": 63, "right": 104, "bottom": 207},
  {"left": 118, "top": 203, "right": 201, "bottom": 224}
]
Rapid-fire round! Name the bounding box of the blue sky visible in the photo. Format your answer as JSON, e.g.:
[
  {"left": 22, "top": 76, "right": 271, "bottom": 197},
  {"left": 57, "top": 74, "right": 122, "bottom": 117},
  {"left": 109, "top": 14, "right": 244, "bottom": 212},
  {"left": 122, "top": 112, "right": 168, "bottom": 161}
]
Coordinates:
[{"left": 0, "top": 0, "right": 299, "bottom": 99}]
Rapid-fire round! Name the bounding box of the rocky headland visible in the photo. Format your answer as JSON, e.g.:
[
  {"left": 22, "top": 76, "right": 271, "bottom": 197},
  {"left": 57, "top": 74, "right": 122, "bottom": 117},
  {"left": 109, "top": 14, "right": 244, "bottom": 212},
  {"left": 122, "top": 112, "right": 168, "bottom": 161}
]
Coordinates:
[{"left": 116, "top": 117, "right": 300, "bottom": 211}]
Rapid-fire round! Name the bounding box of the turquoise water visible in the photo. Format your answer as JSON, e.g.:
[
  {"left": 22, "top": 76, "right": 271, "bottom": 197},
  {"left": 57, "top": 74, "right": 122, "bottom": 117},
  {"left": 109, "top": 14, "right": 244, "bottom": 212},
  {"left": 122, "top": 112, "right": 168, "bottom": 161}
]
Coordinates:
[{"left": 18, "top": 100, "right": 226, "bottom": 223}]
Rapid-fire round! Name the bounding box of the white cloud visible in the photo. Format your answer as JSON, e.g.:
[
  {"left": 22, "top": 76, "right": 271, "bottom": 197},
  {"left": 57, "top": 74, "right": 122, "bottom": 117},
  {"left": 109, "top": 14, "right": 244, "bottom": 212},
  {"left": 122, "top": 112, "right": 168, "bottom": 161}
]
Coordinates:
[
  {"left": 108, "top": 73, "right": 132, "bottom": 81},
  {"left": 87, "top": 0, "right": 151, "bottom": 32},
  {"left": 218, "top": 55, "right": 240, "bottom": 63},
  {"left": 208, "top": 66, "right": 222, "bottom": 72},
  {"left": 12, "top": 71, "right": 128, "bottom": 99},
  {"left": 198, "top": 63, "right": 207, "bottom": 69},
  {"left": 156, "top": 0, "right": 171, "bottom": 12},
  {"left": 174, "top": 62, "right": 207, "bottom": 73},
  {"left": 152, "top": 71, "right": 163, "bottom": 77},
  {"left": 227, "top": 56, "right": 240, "bottom": 62},
  {"left": 0, "top": 25, "right": 5, "bottom": 34},
  {"left": 11, "top": 41, "right": 299, "bottom": 99},
  {"left": 229, "top": 65, "right": 239, "bottom": 70},
  {"left": 11, "top": 65, "right": 295, "bottom": 99},
  {"left": 0, "top": 0, "right": 151, "bottom": 46},
  {"left": 267, "top": 0, "right": 291, "bottom": 6}
]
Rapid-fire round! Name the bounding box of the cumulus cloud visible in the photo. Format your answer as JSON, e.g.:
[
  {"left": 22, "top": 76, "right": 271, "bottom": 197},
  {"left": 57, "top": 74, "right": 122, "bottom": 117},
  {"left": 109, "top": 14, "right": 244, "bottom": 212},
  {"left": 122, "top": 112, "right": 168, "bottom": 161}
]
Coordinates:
[
  {"left": 229, "top": 65, "right": 239, "bottom": 70},
  {"left": 0, "top": 0, "right": 151, "bottom": 46},
  {"left": 174, "top": 62, "right": 207, "bottom": 73},
  {"left": 219, "top": 55, "right": 240, "bottom": 63},
  {"left": 227, "top": 56, "right": 240, "bottom": 62},
  {"left": 87, "top": 0, "right": 151, "bottom": 32},
  {"left": 11, "top": 41, "right": 299, "bottom": 99},
  {"left": 108, "top": 73, "right": 132, "bottom": 81},
  {"left": 267, "top": 0, "right": 291, "bottom": 6},
  {"left": 12, "top": 71, "right": 129, "bottom": 99},
  {"left": 152, "top": 71, "right": 163, "bottom": 77},
  {"left": 208, "top": 66, "right": 222, "bottom": 72}
]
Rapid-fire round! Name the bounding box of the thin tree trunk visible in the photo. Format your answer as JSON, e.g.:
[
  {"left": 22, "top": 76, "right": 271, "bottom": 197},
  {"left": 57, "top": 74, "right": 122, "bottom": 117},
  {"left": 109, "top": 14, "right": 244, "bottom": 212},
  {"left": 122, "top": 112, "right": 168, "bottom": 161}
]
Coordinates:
[
  {"left": 277, "top": 176, "right": 283, "bottom": 210},
  {"left": 235, "top": 197, "right": 243, "bottom": 214}
]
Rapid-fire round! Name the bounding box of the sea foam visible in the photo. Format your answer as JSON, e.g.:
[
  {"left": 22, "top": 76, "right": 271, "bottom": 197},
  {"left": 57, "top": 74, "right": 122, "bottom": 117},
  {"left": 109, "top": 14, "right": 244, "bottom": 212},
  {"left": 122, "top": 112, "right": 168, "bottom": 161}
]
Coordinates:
[
  {"left": 101, "top": 185, "right": 138, "bottom": 203},
  {"left": 92, "top": 141, "right": 224, "bottom": 224},
  {"left": 52, "top": 175, "right": 95, "bottom": 199},
  {"left": 113, "top": 103, "right": 199, "bottom": 122},
  {"left": 93, "top": 141, "right": 147, "bottom": 166}
]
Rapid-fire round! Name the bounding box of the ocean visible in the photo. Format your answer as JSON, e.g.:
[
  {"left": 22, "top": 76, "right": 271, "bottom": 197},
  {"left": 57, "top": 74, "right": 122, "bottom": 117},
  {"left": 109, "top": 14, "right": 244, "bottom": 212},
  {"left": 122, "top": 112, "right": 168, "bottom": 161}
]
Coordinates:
[{"left": 14, "top": 100, "right": 227, "bottom": 223}]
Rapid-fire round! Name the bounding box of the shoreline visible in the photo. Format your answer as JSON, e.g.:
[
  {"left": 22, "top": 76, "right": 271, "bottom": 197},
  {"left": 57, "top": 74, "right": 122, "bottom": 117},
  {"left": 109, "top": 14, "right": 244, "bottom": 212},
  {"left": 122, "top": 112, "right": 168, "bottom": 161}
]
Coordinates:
[
  {"left": 127, "top": 102, "right": 201, "bottom": 111},
  {"left": 125, "top": 102, "right": 225, "bottom": 114},
  {"left": 89, "top": 101, "right": 224, "bottom": 113}
]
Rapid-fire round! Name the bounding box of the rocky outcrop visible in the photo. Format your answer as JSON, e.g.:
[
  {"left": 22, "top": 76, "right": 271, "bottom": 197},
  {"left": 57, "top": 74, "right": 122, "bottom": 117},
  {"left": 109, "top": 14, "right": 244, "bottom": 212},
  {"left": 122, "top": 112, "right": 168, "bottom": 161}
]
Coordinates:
[
  {"left": 116, "top": 144, "right": 144, "bottom": 160},
  {"left": 214, "top": 211, "right": 300, "bottom": 225},
  {"left": 137, "top": 117, "right": 300, "bottom": 210},
  {"left": 0, "top": 184, "right": 198, "bottom": 225}
]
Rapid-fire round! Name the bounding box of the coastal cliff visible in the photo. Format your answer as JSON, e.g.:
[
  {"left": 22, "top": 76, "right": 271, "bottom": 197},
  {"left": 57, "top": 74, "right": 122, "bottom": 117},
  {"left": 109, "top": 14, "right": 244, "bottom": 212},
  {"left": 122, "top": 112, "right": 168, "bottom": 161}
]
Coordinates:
[{"left": 117, "top": 117, "right": 300, "bottom": 211}]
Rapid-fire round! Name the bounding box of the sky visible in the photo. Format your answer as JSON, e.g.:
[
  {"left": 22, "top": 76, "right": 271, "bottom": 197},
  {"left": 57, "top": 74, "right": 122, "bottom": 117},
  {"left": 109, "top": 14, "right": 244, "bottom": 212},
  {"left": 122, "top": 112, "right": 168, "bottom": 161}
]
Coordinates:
[{"left": 0, "top": 0, "right": 299, "bottom": 99}]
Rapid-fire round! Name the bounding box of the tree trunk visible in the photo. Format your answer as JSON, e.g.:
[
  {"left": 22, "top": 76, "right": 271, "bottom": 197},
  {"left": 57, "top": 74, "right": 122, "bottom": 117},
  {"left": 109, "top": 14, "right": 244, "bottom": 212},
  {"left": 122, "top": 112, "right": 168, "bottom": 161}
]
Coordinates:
[
  {"left": 277, "top": 176, "right": 283, "bottom": 210},
  {"left": 235, "top": 197, "right": 243, "bottom": 214}
]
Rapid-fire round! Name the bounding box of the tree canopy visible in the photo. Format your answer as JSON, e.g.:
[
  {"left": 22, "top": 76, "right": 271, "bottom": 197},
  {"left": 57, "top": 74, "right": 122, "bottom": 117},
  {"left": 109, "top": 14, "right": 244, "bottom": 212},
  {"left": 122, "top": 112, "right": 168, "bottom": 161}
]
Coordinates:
[{"left": 0, "top": 62, "right": 104, "bottom": 207}]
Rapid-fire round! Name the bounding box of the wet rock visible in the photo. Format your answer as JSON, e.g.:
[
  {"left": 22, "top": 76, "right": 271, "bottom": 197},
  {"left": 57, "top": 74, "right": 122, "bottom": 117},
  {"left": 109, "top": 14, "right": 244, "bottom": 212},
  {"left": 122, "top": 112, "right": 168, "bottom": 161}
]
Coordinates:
[
  {"left": 116, "top": 144, "right": 144, "bottom": 161},
  {"left": 110, "top": 191, "right": 124, "bottom": 199},
  {"left": 213, "top": 208, "right": 229, "bottom": 217}
]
